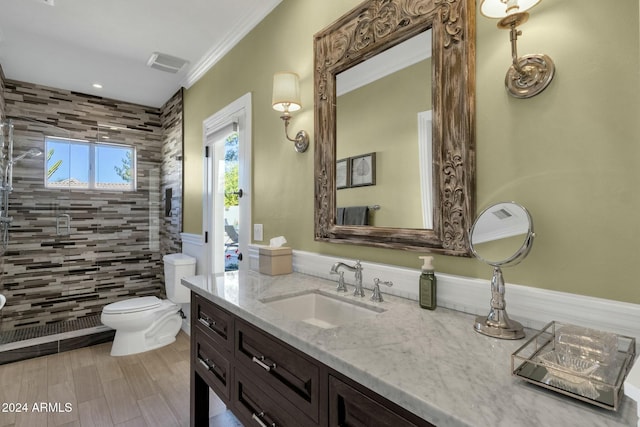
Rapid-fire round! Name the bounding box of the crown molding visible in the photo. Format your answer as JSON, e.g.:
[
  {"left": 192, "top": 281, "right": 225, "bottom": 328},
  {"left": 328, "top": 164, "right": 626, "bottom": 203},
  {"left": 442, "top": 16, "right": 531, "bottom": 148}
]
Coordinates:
[{"left": 181, "top": 1, "right": 282, "bottom": 89}]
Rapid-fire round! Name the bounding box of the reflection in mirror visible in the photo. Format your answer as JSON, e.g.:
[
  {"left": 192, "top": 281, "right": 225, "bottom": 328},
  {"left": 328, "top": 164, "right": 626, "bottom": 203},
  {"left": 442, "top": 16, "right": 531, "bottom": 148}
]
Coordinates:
[
  {"left": 470, "top": 202, "right": 532, "bottom": 265},
  {"left": 336, "top": 31, "right": 432, "bottom": 229},
  {"left": 470, "top": 202, "right": 534, "bottom": 340}
]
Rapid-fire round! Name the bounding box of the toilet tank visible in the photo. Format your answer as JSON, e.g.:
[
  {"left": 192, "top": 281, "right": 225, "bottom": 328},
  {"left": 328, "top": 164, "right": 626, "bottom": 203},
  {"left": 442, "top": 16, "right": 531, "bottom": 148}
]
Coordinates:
[{"left": 163, "top": 253, "right": 196, "bottom": 303}]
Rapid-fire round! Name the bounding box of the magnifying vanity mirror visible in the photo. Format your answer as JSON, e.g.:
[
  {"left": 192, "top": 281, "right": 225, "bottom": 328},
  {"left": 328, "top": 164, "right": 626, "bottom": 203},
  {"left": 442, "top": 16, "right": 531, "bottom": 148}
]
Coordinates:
[
  {"left": 313, "top": 0, "right": 476, "bottom": 255},
  {"left": 470, "top": 202, "right": 535, "bottom": 340}
]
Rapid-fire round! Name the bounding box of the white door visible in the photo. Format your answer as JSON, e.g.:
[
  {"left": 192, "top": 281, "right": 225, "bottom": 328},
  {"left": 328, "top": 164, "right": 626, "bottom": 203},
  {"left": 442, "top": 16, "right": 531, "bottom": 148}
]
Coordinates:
[{"left": 203, "top": 93, "right": 252, "bottom": 275}]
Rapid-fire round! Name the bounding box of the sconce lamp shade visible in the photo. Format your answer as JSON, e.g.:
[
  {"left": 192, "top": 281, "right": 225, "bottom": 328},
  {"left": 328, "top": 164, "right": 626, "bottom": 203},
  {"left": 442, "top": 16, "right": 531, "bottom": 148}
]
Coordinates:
[
  {"left": 272, "top": 72, "right": 302, "bottom": 112},
  {"left": 480, "top": 0, "right": 541, "bottom": 18}
]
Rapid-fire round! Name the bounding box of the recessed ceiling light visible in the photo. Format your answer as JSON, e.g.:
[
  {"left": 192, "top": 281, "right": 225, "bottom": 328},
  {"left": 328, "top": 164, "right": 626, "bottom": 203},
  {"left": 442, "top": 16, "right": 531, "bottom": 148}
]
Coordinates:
[{"left": 92, "top": 83, "right": 103, "bottom": 89}]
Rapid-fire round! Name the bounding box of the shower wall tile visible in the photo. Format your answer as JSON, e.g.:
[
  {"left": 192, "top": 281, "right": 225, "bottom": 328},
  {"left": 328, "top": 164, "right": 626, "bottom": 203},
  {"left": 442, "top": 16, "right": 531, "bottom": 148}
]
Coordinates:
[
  {"left": 1, "top": 65, "right": 7, "bottom": 319},
  {"left": 0, "top": 65, "right": 5, "bottom": 119},
  {"left": 160, "top": 89, "right": 183, "bottom": 257},
  {"left": 0, "top": 79, "right": 183, "bottom": 331}
]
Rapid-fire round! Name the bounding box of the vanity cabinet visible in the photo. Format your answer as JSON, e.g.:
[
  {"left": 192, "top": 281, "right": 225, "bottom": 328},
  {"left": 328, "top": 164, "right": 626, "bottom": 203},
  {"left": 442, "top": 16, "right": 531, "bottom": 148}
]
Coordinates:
[
  {"left": 191, "top": 294, "right": 234, "bottom": 405},
  {"left": 328, "top": 375, "right": 431, "bottom": 427},
  {"left": 190, "top": 293, "right": 433, "bottom": 427},
  {"left": 234, "top": 368, "right": 318, "bottom": 427},
  {"left": 235, "top": 318, "right": 322, "bottom": 424}
]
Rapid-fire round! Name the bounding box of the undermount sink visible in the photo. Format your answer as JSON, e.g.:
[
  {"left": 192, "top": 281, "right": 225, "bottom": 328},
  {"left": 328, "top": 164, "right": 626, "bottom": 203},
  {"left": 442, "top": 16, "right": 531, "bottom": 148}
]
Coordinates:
[{"left": 260, "top": 290, "right": 385, "bottom": 329}]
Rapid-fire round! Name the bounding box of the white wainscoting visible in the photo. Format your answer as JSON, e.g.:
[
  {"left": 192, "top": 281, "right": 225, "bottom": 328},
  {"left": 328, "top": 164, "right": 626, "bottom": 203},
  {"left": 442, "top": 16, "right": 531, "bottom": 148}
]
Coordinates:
[{"left": 179, "top": 232, "right": 206, "bottom": 334}]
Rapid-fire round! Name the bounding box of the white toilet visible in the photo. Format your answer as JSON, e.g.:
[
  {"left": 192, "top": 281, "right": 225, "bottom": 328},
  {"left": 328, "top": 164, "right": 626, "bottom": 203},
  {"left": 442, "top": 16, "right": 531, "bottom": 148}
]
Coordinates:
[{"left": 101, "top": 253, "right": 196, "bottom": 356}]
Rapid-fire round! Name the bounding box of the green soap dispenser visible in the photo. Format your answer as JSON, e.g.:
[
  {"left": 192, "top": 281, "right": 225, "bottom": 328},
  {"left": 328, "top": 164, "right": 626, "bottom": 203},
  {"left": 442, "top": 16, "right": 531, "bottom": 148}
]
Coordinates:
[{"left": 418, "top": 256, "right": 437, "bottom": 310}]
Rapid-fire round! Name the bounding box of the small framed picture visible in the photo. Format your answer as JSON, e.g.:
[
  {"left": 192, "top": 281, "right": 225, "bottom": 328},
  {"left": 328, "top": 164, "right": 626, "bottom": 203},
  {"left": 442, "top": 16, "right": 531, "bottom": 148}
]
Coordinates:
[
  {"left": 350, "top": 152, "right": 376, "bottom": 187},
  {"left": 336, "top": 158, "right": 350, "bottom": 189}
]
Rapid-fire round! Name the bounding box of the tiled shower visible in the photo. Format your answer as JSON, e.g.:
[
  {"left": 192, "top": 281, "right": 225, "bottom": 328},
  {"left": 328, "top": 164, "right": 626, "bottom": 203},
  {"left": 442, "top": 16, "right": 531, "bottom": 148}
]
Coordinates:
[{"left": 0, "top": 66, "right": 183, "bottom": 352}]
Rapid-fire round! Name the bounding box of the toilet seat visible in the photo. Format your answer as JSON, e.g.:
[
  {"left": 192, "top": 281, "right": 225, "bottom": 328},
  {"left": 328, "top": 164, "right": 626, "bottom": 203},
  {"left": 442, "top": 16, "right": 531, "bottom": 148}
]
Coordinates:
[{"left": 103, "top": 296, "right": 162, "bottom": 315}]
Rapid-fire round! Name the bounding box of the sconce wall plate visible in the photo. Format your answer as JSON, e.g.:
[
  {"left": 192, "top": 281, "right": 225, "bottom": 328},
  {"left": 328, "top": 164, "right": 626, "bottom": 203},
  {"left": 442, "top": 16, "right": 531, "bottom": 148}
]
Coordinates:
[
  {"left": 290, "top": 129, "right": 310, "bottom": 153},
  {"left": 506, "top": 53, "right": 555, "bottom": 99}
]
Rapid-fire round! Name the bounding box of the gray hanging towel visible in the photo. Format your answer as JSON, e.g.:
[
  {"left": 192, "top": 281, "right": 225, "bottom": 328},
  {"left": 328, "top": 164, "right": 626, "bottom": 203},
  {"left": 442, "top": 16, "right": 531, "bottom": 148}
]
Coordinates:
[
  {"left": 336, "top": 207, "right": 345, "bottom": 225},
  {"left": 343, "top": 206, "right": 369, "bottom": 225}
]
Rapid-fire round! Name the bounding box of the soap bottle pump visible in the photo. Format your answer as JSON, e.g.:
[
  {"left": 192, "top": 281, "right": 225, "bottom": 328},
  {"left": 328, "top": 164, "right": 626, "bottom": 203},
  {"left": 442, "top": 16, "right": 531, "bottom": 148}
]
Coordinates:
[{"left": 418, "top": 256, "right": 436, "bottom": 310}]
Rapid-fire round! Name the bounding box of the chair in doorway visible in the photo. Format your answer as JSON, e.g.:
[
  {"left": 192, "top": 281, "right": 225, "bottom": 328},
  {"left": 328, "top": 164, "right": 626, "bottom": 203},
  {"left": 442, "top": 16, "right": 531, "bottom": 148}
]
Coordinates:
[
  {"left": 225, "top": 225, "right": 239, "bottom": 250},
  {"left": 224, "top": 225, "right": 239, "bottom": 271}
]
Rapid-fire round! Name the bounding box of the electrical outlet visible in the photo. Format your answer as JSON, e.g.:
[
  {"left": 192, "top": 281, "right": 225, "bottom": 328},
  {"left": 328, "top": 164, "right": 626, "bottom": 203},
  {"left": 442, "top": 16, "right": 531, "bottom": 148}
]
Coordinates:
[{"left": 253, "top": 224, "right": 263, "bottom": 241}]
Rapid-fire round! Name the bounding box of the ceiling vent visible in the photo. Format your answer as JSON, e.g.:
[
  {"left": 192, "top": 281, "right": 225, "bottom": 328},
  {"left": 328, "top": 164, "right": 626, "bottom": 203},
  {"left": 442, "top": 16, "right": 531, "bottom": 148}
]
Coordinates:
[{"left": 146, "top": 52, "right": 189, "bottom": 74}]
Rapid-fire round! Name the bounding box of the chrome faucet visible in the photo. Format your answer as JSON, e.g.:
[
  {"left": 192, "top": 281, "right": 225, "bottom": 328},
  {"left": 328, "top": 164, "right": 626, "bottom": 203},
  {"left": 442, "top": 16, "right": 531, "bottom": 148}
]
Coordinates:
[{"left": 330, "top": 260, "right": 364, "bottom": 297}]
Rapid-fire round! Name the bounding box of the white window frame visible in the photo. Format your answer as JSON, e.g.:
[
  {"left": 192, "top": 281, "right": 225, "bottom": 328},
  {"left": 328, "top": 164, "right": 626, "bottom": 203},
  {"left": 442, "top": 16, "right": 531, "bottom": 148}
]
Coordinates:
[{"left": 45, "top": 137, "right": 136, "bottom": 191}]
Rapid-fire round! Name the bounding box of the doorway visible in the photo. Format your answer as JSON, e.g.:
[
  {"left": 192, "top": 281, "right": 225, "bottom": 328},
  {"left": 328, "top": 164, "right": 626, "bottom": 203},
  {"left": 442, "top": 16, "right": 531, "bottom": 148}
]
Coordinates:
[{"left": 203, "top": 93, "right": 252, "bottom": 275}]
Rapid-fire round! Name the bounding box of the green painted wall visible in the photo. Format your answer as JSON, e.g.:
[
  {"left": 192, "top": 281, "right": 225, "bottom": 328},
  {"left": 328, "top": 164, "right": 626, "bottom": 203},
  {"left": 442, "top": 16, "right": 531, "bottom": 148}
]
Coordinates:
[{"left": 184, "top": 0, "right": 640, "bottom": 304}]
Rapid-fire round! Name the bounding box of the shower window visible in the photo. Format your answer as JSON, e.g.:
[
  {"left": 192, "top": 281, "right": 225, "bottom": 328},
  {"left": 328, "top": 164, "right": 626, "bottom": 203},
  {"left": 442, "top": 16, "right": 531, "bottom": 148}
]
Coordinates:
[{"left": 45, "top": 137, "right": 136, "bottom": 191}]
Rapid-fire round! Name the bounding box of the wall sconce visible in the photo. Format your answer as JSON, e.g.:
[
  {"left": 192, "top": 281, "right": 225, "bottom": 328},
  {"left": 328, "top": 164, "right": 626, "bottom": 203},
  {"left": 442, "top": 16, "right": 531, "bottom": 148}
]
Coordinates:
[
  {"left": 481, "top": 0, "right": 555, "bottom": 98},
  {"left": 272, "top": 72, "right": 309, "bottom": 153}
]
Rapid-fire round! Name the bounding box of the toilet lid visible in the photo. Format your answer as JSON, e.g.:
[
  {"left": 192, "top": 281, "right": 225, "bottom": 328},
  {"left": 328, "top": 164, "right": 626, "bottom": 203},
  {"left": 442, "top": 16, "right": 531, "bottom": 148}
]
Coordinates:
[{"left": 103, "top": 296, "right": 162, "bottom": 314}]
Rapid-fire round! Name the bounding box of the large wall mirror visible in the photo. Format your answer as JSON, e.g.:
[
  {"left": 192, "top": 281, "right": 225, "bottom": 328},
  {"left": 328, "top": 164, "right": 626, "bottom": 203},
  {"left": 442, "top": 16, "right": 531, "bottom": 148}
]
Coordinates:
[{"left": 314, "top": 0, "right": 476, "bottom": 256}]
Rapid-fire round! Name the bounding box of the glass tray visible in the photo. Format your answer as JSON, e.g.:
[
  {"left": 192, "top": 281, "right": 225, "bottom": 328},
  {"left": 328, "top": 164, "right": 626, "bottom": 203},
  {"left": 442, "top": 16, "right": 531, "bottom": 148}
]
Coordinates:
[{"left": 511, "top": 321, "right": 636, "bottom": 411}]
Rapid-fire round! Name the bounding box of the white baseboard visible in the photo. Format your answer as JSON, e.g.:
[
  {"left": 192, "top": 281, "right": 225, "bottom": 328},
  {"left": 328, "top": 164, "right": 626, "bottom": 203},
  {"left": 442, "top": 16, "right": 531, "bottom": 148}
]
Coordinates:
[{"left": 248, "top": 245, "right": 640, "bottom": 340}]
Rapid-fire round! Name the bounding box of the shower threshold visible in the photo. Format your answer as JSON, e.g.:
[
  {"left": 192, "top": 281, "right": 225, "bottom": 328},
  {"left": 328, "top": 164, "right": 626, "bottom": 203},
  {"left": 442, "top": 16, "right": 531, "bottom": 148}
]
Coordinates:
[{"left": 0, "top": 315, "right": 115, "bottom": 365}]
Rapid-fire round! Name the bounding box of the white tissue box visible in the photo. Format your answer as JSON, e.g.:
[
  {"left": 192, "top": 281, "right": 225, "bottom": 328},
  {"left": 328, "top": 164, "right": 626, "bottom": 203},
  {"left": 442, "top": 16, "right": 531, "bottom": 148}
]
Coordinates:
[{"left": 259, "top": 246, "right": 292, "bottom": 276}]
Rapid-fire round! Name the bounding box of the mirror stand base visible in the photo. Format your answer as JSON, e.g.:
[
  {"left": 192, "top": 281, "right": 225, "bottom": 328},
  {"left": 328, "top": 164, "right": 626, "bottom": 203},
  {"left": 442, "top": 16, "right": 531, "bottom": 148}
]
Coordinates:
[{"left": 474, "top": 314, "right": 525, "bottom": 340}]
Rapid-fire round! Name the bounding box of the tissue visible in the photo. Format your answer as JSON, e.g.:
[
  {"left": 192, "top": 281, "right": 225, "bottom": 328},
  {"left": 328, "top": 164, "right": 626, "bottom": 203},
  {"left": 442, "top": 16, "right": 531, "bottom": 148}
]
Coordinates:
[{"left": 269, "top": 236, "right": 287, "bottom": 248}]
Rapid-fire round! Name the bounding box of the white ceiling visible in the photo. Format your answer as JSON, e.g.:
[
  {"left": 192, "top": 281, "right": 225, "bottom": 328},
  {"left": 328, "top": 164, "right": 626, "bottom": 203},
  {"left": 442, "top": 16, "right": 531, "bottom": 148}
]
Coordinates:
[{"left": 0, "top": 0, "right": 282, "bottom": 107}]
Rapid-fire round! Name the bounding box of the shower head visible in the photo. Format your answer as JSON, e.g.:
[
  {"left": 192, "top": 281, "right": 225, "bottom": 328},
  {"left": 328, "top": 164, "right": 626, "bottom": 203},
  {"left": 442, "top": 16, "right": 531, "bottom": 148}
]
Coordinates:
[{"left": 12, "top": 148, "right": 42, "bottom": 163}]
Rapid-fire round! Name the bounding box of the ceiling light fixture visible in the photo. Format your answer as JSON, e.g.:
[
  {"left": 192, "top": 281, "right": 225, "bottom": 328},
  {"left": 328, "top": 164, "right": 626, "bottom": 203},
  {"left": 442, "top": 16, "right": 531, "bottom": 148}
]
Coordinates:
[{"left": 92, "top": 83, "right": 103, "bottom": 89}]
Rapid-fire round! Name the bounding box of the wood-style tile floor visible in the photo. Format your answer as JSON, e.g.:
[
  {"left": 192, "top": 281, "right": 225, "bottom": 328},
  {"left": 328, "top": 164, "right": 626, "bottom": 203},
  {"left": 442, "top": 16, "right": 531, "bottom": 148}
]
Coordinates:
[{"left": 0, "top": 332, "right": 238, "bottom": 427}]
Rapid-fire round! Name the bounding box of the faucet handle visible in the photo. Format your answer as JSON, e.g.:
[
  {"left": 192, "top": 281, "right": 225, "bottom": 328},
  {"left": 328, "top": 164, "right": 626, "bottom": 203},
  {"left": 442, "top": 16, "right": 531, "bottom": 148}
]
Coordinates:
[
  {"left": 331, "top": 270, "right": 347, "bottom": 292},
  {"left": 371, "top": 278, "right": 393, "bottom": 302}
]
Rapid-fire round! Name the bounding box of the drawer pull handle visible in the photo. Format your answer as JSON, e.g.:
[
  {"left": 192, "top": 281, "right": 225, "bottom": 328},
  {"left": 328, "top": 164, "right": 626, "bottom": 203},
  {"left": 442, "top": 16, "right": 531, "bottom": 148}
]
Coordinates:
[
  {"left": 199, "top": 316, "right": 216, "bottom": 328},
  {"left": 252, "top": 411, "right": 276, "bottom": 427},
  {"left": 252, "top": 356, "right": 276, "bottom": 372},
  {"left": 197, "top": 357, "right": 215, "bottom": 371}
]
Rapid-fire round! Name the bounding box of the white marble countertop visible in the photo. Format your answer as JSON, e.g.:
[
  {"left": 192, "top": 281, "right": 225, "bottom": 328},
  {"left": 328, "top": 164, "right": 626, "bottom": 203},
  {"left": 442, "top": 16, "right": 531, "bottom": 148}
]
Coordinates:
[{"left": 182, "top": 271, "right": 637, "bottom": 427}]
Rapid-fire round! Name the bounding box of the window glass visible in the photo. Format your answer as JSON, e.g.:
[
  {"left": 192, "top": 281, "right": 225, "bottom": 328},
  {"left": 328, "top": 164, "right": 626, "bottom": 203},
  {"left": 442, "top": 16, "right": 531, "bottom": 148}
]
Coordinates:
[
  {"left": 45, "top": 137, "right": 135, "bottom": 191},
  {"left": 96, "top": 145, "right": 135, "bottom": 190}
]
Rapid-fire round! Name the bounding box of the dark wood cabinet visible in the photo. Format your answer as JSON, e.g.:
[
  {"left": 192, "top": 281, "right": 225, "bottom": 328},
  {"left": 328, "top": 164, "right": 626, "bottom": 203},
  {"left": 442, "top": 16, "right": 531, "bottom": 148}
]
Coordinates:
[
  {"left": 190, "top": 292, "right": 434, "bottom": 427},
  {"left": 234, "top": 368, "right": 318, "bottom": 427},
  {"left": 236, "top": 318, "right": 321, "bottom": 423},
  {"left": 193, "top": 329, "right": 231, "bottom": 400},
  {"left": 192, "top": 292, "right": 233, "bottom": 351},
  {"left": 328, "top": 375, "right": 434, "bottom": 427}
]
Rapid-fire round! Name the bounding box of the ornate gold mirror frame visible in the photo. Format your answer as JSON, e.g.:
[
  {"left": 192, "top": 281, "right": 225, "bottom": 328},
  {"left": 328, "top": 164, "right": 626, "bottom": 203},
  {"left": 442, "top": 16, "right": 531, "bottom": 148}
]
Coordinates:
[{"left": 314, "top": 0, "right": 476, "bottom": 256}]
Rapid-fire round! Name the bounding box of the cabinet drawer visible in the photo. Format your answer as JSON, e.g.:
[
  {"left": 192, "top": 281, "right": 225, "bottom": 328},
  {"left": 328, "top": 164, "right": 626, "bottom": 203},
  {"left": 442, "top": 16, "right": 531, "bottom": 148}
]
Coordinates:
[
  {"left": 192, "top": 293, "right": 233, "bottom": 351},
  {"left": 235, "top": 319, "right": 320, "bottom": 423},
  {"left": 193, "top": 328, "right": 231, "bottom": 400},
  {"left": 233, "top": 369, "right": 317, "bottom": 427},
  {"left": 329, "top": 375, "right": 434, "bottom": 427}
]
